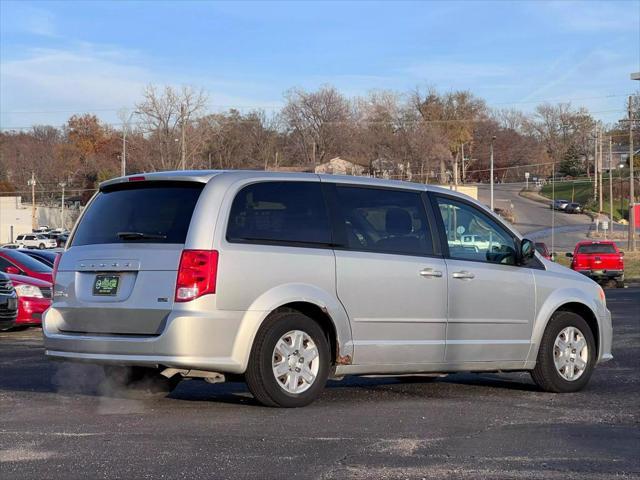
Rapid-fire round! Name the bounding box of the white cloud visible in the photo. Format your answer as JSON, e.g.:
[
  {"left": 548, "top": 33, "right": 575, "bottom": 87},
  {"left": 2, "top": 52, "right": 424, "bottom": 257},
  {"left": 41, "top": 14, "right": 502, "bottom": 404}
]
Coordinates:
[
  {"left": 0, "top": 44, "right": 282, "bottom": 129},
  {"left": 0, "top": 46, "right": 152, "bottom": 128}
]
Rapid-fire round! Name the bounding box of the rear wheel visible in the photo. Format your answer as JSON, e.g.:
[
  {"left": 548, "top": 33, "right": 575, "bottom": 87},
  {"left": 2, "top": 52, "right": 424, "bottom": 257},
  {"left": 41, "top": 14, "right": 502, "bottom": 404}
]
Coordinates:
[
  {"left": 245, "top": 311, "right": 330, "bottom": 407},
  {"left": 531, "top": 311, "right": 596, "bottom": 393},
  {"left": 38, "top": 243, "right": 45, "bottom": 249}
]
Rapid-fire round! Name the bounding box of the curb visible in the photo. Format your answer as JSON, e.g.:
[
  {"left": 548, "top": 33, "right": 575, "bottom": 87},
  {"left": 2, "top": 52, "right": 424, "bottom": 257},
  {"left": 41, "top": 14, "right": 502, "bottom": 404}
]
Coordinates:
[{"left": 518, "top": 190, "right": 551, "bottom": 205}]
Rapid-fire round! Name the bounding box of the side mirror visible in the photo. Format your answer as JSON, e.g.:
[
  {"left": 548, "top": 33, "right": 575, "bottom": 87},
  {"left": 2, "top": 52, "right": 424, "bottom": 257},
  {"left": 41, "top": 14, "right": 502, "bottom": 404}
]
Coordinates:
[
  {"left": 620, "top": 251, "right": 625, "bottom": 257},
  {"left": 565, "top": 252, "right": 573, "bottom": 258},
  {"left": 520, "top": 238, "right": 535, "bottom": 262},
  {"left": 5, "top": 266, "right": 20, "bottom": 275}
]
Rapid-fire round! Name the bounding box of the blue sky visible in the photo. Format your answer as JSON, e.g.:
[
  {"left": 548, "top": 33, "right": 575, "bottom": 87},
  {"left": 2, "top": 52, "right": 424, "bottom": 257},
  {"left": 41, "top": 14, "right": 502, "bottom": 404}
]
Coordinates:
[{"left": 1, "top": 0, "right": 638, "bottom": 129}]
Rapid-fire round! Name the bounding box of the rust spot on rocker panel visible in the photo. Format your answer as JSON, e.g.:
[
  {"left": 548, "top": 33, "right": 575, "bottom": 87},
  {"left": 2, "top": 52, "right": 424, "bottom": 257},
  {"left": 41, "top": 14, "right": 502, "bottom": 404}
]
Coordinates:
[{"left": 336, "top": 354, "right": 352, "bottom": 365}]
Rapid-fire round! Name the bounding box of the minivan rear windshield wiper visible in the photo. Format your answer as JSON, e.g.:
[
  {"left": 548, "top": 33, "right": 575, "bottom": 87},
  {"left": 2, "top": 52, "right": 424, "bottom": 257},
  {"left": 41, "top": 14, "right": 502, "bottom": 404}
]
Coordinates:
[{"left": 117, "top": 231, "right": 167, "bottom": 240}]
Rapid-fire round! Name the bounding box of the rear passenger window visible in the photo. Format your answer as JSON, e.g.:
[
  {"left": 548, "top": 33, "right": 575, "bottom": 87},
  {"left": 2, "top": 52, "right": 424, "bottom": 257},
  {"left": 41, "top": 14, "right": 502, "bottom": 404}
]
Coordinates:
[
  {"left": 335, "top": 186, "right": 433, "bottom": 256},
  {"left": 227, "top": 182, "right": 331, "bottom": 245}
]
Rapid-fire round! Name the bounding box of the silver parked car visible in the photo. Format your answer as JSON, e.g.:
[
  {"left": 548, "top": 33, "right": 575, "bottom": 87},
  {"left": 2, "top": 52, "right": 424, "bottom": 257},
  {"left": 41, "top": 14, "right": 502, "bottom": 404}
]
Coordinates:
[{"left": 44, "top": 171, "right": 613, "bottom": 407}]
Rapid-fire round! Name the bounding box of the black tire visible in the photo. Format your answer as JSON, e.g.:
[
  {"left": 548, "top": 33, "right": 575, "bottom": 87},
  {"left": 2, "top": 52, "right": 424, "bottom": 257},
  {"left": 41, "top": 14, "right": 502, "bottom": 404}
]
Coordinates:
[
  {"left": 103, "top": 366, "right": 181, "bottom": 396},
  {"left": 8, "top": 325, "right": 30, "bottom": 332},
  {"left": 245, "top": 311, "right": 330, "bottom": 407},
  {"left": 38, "top": 243, "right": 45, "bottom": 249},
  {"left": 531, "top": 311, "right": 596, "bottom": 393}
]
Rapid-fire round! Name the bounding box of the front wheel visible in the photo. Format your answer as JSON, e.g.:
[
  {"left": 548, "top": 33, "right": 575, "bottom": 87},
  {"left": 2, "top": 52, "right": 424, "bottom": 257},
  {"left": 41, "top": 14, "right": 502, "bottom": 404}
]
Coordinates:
[
  {"left": 38, "top": 243, "right": 45, "bottom": 249},
  {"left": 531, "top": 311, "right": 596, "bottom": 393},
  {"left": 245, "top": 311, "right": 330, "bottom": 407}
]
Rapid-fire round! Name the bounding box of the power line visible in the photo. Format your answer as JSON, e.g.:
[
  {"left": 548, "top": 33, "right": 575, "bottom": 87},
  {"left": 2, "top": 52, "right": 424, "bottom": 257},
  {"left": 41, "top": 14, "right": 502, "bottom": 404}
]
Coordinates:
[
  {"left": 1, "top": 93, "right": 634, "bottom": 116},
  {"left": 0, "top": 109, "right": 632, "bottom": 131}
]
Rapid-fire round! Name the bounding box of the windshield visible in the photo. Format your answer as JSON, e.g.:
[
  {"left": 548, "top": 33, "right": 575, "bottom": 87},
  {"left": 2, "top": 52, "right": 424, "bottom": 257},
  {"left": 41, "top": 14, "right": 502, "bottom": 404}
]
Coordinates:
[
  {"left": 577, "top": 244, "right": 617, "bottom": 254},
  {"left": 71, "top": 182, "right": 204, "bottom": 246},
  {"left": 3, "top": 250, "right": 53, "bottom": 273}
]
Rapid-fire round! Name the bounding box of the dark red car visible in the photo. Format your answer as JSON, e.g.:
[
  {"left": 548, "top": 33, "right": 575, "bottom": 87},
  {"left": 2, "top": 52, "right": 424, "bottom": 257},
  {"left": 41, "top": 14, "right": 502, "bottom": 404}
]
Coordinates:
[
  {"left": 6, "top": 273, "right": 52, "bottom": 328},
  {"left": 0, "top": 249, "right": 53, "bottom": 283},
  {"left": 535, "top": 242, "right": 552, "bottom": 260},
  {"left": 566, "top": 241, "right": 624, "bottom": 287}
]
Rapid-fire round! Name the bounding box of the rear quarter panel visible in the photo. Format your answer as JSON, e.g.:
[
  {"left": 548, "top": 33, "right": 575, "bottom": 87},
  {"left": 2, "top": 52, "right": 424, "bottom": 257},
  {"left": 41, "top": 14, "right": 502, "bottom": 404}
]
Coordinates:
[{"left": 193, "top": 173, "right": 354, "bottom": 368}]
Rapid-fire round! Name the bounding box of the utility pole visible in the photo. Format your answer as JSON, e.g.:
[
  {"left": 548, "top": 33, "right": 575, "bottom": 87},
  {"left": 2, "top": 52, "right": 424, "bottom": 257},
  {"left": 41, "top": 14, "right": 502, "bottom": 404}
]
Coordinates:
[
  {"left": 180, "top": 103, "right": 187, "bottom": 170},
  {"left": 593, "top": 126, "right": 598, "bottom": 203},
  {"left": 460, "top": 143, "right": 464, "bottom": 185},
  {"left": 275, "top": 151, "right": 279, "bottom": 170},
  {"left": 599, "top": 130, "right": 604, "bottom": 212},
  {"left": 28, "top": 172, "right": 36, "bottom": 230},
  {"left": 122, "top": 123, "right": 127, "bottom": 177},
  {"left": 609, "top": 137, "right": 614, "bottom": 233},
  {"left": 490, "top": 136, "right": 496, "bottom": 211},
  {"left": 551, "top": 160, "right": 555, "bottom": 255},
  {"left": 119, "top": 109, "right": 138, "bottom": 177},
  {"left": 629, "top": 95, "right": 636, "bottom": 251},
  {"left": 59, "top": 182, "right": 67, "bottom": 230}
]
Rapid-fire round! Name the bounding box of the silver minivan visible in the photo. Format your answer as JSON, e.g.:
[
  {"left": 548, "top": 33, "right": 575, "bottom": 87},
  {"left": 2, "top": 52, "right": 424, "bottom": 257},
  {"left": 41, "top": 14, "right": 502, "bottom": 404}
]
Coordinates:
[{"left": 44, "top": 171, "right": 613, "bottom": 407}]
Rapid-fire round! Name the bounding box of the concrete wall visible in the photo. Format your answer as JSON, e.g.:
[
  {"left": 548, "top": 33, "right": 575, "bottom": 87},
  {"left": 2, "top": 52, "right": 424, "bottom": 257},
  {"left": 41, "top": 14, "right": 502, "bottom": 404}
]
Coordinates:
[
  {"left": 0, "top": 196, "right": 81, "bottom": 244},
  {"left": 439, "top": 185, "right": 478, "bottom": 200}
]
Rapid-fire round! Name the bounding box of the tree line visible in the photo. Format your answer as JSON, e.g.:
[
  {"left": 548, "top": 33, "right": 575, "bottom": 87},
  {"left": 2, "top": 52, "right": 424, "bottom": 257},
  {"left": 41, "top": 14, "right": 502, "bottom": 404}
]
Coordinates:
[{"left": 1, "top": 84, "right": 637, "bottom": 203}]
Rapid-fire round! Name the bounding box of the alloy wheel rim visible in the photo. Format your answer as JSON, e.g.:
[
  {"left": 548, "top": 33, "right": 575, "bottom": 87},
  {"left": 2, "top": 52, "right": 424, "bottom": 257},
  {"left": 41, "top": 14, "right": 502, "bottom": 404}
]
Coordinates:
[
  {"left": 553, "top": 326, "right": 589, "bottom": 381},
  {"left": 272, "top": 330, "right": 320, "bottom": 394}
]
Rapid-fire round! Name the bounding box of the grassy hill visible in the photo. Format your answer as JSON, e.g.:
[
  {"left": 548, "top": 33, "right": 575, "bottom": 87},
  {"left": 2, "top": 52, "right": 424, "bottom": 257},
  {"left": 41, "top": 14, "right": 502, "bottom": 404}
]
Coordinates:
[{"left": 539, "top": 180, "right": 629, "bottom": 221}]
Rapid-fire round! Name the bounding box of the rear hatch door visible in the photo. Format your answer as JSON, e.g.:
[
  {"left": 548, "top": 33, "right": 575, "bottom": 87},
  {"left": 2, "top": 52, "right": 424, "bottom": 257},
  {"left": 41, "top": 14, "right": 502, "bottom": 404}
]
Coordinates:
[{"left": 55, "top": 180, "right": 204, "bottom": 335}]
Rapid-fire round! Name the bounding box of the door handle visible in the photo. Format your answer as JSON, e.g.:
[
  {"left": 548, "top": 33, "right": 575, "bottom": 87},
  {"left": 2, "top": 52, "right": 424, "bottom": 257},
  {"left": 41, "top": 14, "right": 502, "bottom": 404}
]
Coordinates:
[
  {"left": 452, "top": 271, "right": 475, "bottom": 280},
  {"left": 420, "top": 268, "right": 443, "bottom": 278}
]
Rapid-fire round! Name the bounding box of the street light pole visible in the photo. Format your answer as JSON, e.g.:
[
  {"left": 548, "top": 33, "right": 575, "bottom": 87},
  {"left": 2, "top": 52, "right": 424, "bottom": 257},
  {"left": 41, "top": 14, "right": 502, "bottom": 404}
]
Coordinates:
[
  {"left": 28, "top": 172, "right": 36, "bottom": 231},
  {"left": 490, "top": 136, "right": 496, "bottom": 211}
]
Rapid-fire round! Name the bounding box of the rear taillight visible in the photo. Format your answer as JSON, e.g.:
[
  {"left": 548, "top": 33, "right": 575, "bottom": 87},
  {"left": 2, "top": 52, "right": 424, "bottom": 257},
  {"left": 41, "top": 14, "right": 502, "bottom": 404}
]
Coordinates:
[{"left": 175, "top": 250, "right": 218, "bottom": 302}]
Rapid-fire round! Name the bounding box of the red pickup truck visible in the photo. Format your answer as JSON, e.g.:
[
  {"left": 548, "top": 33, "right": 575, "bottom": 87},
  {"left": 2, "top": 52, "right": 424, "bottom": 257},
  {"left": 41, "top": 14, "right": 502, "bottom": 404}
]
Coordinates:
[{"left": 566, "top": 241, "right": 624, "bottom": 287}]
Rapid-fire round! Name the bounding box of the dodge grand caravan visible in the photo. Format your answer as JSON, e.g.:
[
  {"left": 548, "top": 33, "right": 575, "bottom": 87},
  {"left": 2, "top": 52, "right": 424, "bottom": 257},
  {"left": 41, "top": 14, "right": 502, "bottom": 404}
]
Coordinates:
[{"left": 43, "top": 171, "right": 613, "bottom": 407}]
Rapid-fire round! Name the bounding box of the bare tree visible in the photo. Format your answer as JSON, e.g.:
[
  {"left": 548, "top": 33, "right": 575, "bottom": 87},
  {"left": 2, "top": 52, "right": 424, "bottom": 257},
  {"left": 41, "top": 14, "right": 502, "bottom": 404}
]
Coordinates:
[
  {"left": 281, "top": 85, "right": 353, "bottom": 165},
  {"left": 135, "top": 84, "right": 208, "bottom": 170}
]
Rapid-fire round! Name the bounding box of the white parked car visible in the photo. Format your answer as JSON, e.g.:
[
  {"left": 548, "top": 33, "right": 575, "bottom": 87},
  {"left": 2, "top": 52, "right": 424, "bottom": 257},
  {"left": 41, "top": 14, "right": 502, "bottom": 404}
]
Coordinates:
[{"left": 15, "top": 234, "right": 57, "bottom": 250}]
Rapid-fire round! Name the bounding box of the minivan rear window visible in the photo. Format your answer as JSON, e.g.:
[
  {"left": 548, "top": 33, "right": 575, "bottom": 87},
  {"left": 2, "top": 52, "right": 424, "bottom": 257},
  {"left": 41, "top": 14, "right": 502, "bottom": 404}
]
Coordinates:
[
  {"left": 577, "top": 244, "right": 617, "bottom": 254},
  {"left": 71, "top": 182, "right": 204, "bottom": 246}
]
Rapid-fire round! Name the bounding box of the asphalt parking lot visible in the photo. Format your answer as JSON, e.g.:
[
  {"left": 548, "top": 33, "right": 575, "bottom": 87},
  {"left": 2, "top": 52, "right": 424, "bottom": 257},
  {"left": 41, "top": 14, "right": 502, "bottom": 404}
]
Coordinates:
[{"left": 1, "top": 289, "right": 639, "bottom": 480}]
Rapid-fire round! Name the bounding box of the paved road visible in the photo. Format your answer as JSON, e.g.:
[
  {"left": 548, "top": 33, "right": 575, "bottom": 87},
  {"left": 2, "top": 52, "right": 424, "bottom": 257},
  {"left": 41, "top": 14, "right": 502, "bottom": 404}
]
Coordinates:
[
  {"left": 476, "top": 183, "right": 594, "bottom": 251},
  {"left": 1, "top": 289, "right": 638, "bottom": 479}
]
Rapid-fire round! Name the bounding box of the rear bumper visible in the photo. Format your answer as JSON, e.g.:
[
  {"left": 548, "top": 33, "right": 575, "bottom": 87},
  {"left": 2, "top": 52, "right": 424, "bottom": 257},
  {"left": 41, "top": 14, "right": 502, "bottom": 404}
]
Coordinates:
[
  {"left": 575, "top": 269, "right": 623, "bottom": 279},
  {"left": 16, "top": 297, "right": 49, "bottom": 325},
  {"left": 42, "top": 307, "right": 262, "bottom": 374}
]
